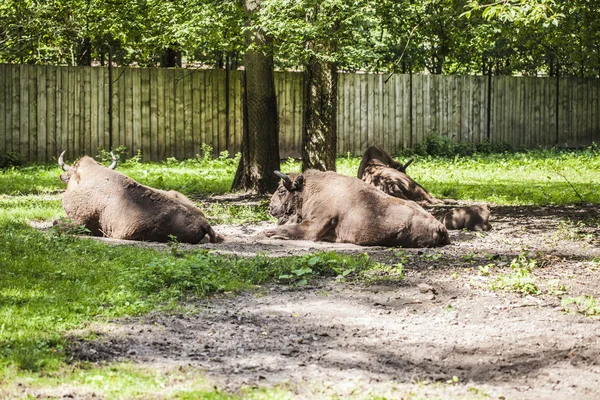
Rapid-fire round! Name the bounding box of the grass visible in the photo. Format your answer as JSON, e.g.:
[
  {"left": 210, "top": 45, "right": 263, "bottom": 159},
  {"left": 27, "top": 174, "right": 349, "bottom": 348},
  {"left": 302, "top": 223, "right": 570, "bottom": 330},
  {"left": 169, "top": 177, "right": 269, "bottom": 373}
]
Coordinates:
[{"left": 0, "top": 147, "right": 599, "bottom": 397}]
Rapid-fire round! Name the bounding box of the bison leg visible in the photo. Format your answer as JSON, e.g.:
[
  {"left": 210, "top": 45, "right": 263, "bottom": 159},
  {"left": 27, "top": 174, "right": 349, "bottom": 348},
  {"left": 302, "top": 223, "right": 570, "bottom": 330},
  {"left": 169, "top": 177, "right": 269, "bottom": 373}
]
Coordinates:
[{"left": 261, "top": 219, "right": 337, "bottom": 242}]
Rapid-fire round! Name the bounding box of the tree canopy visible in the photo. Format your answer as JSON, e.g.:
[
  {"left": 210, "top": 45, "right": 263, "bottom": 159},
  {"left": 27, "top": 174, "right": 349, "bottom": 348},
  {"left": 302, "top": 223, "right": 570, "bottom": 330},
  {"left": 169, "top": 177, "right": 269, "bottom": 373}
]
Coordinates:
[{"left": 0, "top": 0, "right": 598, "bottom": 76}]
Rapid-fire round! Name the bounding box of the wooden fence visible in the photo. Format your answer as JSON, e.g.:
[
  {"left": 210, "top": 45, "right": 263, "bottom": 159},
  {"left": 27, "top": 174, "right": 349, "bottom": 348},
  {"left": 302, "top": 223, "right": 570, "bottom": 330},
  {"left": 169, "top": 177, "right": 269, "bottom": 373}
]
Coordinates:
[{"left": 1, "top": 64, "right": 599, "bottom": 163}]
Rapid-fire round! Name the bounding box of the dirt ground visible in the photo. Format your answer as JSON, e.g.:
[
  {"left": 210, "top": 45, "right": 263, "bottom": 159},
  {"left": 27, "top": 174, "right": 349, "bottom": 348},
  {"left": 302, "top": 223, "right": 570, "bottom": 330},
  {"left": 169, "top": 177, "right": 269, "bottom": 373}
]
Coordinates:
[{"left": 63, "top": 202, "right": 600, "bottom": 399}]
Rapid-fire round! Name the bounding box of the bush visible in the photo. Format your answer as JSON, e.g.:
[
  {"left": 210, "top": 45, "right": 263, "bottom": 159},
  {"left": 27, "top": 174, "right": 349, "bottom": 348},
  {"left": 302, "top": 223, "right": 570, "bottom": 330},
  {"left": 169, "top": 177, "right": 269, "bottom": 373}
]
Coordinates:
[
  {"left": 414, "top": 134, "right": 512, "bottom": 157},
  {"left": 0, "top": 151, "right": 24, "bottom": 168}
]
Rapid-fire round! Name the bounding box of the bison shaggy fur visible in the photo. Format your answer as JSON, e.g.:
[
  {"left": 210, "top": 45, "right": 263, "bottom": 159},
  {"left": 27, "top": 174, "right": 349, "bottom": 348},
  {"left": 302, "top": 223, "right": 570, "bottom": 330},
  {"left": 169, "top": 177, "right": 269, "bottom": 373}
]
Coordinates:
[
  {"left": 358, "top": 146, "right": 442, "bottom": 206},
  {"left": 58, "top": 155, "right": 219, "bottom": 244},
  {"left": 440, "top": 204, "right": 492, "bottom": 231},
  {"left": 265, "top": 169, "right": 450, "bottom": 248}
]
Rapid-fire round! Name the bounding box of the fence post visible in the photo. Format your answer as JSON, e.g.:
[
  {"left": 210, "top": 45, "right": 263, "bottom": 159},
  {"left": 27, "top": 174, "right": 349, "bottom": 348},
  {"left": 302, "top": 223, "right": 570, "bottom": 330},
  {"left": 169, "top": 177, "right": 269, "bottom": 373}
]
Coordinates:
[
  {"left": 105, "top": 44, "right": 113, "bottom": 152},
  {"left": 486, "top": 62, "right": 492, "bottom": 142},
  {"left": 555, "top": 64, "right": 560, "bottom": 145},
  {"left": 409, "top": 65, "right": 413, "bottom": 148}
]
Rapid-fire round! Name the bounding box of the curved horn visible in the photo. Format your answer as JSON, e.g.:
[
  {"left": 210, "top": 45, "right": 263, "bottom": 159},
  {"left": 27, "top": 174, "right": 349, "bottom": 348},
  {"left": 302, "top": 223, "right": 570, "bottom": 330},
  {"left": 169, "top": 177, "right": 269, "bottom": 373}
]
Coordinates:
[
  {"left": 58, "top": 150, "right": 70, "bottom": 171},
  {"left": 108, "top": 152, "right": 117, "bottom": 170},
  {"left": 397, "top": 157, "right": 414, "bottom": 172},
  {"left": 274, "top": 170, "right": 294, "bottom": 191}
]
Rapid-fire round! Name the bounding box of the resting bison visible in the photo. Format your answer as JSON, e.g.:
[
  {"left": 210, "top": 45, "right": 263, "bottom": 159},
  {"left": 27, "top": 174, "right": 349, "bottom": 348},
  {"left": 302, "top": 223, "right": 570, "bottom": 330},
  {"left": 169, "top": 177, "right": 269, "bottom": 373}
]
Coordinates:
[
  {"left": 264, "top": 169, "right": 450, "bottom": 248},
  {"left": 358, "top": 146, "right": 442, "bottom": 206},
  {"left": 440, "top": 204, "right": 492, "bottom": 231},
  {"left": 57, "top": 151, "right": 219, "bottom": 244}
]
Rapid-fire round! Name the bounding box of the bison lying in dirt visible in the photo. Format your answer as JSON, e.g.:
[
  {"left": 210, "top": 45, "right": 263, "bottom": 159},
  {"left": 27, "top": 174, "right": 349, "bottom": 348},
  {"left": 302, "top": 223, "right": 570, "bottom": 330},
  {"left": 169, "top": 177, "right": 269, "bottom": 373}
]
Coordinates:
[
  {"left": 358, "top": 146, "right": 442, "bottom": 206},
  {"left": 263, "top": 169, "right": 450, "bottom": 248},
  {"left": 57, "top": 151, "right": 219, "bottom": 244},
  {"left": 440, "top": 204, "right": 492, "bottom": 231}
]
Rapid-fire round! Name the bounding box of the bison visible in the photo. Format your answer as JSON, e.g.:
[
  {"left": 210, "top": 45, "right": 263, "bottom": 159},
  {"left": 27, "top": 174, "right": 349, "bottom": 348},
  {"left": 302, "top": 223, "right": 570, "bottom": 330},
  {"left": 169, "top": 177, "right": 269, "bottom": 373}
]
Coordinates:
[
  {"left": 439, "top": 204, "right": 492, "bottom": 231},
  {"left": 263, "top": 169, "right": 450, "bottom": 248},
  {"left": 57, "top": 151, "right": 219, "bottom": 244},
  {"left": 358, "top": 146, "right": 442, "bottom": 206}
]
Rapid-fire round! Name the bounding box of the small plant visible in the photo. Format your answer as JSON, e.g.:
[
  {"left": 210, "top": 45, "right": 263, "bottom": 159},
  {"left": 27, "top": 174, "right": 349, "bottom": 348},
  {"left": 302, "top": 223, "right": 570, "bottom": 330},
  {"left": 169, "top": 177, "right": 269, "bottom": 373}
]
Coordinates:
[
  {"left": 359, "top": 262, "right": 405, "bottom": 283},
  {"left": 461, "top": 253, "right": 478, "bottom": 263},
  {"left": 394, "top": 249, "right": 412, "bottom": 264},
  {"left": 546, "top": 279, "right": 567, "bottom": 295},
  {"left": 97, "top": 145, "right": 127, "bottom": 163},
  {"left": 125, "top": 149, "right": 143, "bottom": 164},
  {"left": 200, "top": 143, "right": 214, "bottom": 162},
  {"left": 478, "top": 264, "right": 493, "bottom": 276},
  {"left": 0, "top": 151, "right": 24, "bottom": 168},
  {"left": 278, "top": 266, "right": 313, "bottom": 286},
  {"left": 562, "top": 295, "right": 600, "bottom": 317},
  {"left": 419, "top": 251, "right": 442, "bottom": 261},
  {"left": 490, "top": 255, "right": 540, "bottom": 295},
  {"left": 167, "top": 234, "right": 182, "bottom": 257},
  {"left": 50, "top": 217, "right": 91, "bottom": 236}
]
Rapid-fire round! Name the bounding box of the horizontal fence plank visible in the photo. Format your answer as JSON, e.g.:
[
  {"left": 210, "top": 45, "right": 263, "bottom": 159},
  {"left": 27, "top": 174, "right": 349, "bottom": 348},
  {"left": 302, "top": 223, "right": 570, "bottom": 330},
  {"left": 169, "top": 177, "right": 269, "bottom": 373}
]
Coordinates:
[{"left": 0, "top": 64, "right": 599, "bottom": 163}]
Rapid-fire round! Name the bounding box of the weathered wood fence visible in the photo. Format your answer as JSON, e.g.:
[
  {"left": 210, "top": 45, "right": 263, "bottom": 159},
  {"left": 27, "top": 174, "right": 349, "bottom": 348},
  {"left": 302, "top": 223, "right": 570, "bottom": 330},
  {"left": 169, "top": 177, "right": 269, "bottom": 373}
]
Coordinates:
[{"left": 1, "top": 64, "right": 599, "bottom": 162}]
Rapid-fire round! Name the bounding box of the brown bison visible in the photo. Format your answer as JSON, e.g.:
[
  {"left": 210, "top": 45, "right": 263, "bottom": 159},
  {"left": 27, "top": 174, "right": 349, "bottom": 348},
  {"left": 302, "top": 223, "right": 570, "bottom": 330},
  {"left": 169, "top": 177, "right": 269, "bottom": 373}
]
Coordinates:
[
  {"left": 57, "top": 151, "right": 219, "bottom": 244},
  {"left": 358, "top": 146, "right": 442, "bottom": 206},
  {"left": 440, "top": 204, "right": 492, "bottom": 231},
  {"left": 263, "top": 169, "right": 450, "bottom": 248}
]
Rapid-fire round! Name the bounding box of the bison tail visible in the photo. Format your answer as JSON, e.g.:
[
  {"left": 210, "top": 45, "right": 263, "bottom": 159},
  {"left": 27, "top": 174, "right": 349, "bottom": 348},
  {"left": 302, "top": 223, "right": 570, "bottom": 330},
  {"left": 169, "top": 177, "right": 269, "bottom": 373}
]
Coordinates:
[{"left": 207, "top": 226, "right": 224, "bottom": 243}]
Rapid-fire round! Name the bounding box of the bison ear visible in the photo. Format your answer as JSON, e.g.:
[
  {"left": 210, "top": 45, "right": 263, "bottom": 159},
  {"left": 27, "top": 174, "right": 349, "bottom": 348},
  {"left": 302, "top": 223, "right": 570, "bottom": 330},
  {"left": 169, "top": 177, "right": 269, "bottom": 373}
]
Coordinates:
[{"left": 293, "top": 175, "right": 304, "bottom": 192}]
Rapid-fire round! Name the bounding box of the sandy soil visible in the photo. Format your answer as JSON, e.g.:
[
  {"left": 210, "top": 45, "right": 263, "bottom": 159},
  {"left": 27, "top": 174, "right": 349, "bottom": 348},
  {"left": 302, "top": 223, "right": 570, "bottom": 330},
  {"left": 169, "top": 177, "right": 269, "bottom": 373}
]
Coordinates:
[{"left": 61, "top": 202, "right": 600, "bottom": 399}]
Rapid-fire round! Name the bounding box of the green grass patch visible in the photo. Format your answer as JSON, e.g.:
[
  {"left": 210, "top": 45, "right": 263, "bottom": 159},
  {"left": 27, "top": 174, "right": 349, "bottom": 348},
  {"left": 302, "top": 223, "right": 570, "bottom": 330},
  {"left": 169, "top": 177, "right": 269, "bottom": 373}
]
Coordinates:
[
  {"left": 4, "top": 147, "right": 599, "bottom": 205},
  {"left": 562, "top": 295, "right": 600, "bottom": 317},
  {"left": 0, "top": 220, "right": 385, "bottom": 372}
]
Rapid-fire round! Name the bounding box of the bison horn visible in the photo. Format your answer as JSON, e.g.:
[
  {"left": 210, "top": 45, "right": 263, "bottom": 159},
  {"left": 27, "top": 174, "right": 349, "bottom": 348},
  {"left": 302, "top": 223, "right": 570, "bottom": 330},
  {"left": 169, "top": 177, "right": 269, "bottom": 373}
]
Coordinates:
[
  {"left": 108, "top": 152, "right": 117, "bottom": 170},
  {"left": 397, "top": 157, "right": 414, "bottom": 172},
  {"left": 58, "top": 150, "right": 70, "bottom": 171},
  {"left": 274, "top": 170, "right": 294, "bottom": 190}
]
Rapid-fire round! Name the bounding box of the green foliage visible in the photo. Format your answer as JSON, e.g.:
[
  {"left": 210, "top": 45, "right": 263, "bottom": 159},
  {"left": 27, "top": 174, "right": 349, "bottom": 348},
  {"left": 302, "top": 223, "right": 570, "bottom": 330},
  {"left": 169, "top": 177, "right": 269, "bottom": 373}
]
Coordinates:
[
  {"left": 562, "top": 295, "right": 600, "bottom": 317},
  {"left": 490, "top": 254, "right": 540, "bottom": 295},
  {"left": 1, "top": 0, "right": 598, "bottom": 78},
  {"left": 0, "top": 152, "right": 25, "bottom": 169},
  {"left": 414, "top": 134, "right": 512, "bottom": 157}
]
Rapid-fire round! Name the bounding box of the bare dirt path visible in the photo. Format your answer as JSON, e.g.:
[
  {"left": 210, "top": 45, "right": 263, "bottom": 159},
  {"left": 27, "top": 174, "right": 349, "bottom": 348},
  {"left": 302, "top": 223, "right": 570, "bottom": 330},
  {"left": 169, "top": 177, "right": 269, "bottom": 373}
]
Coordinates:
[{"left": 65, "top": 204, "right": 600, "bottom": 399}]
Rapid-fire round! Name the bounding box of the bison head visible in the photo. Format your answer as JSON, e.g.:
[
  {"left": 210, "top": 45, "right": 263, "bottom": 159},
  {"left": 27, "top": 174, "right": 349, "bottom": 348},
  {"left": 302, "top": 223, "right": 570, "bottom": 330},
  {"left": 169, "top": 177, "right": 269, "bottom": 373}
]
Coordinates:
[
  {"left": 58, "top": 151, "right": 117, "bottom": 183},
  {"left": 357, "top": 146, "right": 413, "bottom": 178},
  {"left": 269, "top": 171, "right": 304, "bottom": 224}
]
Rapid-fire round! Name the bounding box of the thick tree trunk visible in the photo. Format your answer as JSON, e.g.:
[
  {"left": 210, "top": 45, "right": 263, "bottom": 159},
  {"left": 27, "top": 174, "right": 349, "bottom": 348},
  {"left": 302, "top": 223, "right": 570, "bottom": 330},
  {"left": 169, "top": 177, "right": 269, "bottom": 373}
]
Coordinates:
[
  {"left": 231, "top": 0, "right": 280, "bottom": 193},
  {"left": 302, "top": 54, "right": 337, "bottom": 171}
]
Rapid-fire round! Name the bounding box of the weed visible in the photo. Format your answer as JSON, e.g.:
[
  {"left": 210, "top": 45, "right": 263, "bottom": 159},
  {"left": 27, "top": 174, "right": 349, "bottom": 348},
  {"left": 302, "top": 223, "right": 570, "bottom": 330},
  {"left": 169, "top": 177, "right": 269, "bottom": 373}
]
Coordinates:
[
  {"left": 0, "top": 151, "right": 24, "bottom": 168},
  {"left": 393, "top": 250, "right": 412, "bottom": 264},
  {"left": 478, "top": 264, "right": 493, "bottom": 276},
  {"left": 461, "top": 253, "right": 478, "bottom": 263},
  {"left": 554, "top": 218, "right": 598, "bottom": 243},
  {"left": 419, "top": 251, "right": 442, "bottom": 261},
  {"left": 279, "top": 266, "right": 313, "bottom": 286},
  {"left": 49, "top": 217, "right": 91, "bottom": 236},
  {"left": 547, "top": 279, "right": 567, "bottom": 296},
  {"left": 562, "top": 295, "right": 600, "bottom": 317},
  {"left": 97, "top": 145, "right": 128, "bottom": 163},
  {"left": 359, "top": 262, "right": 405, "bottom": 283},
  {"left": 490, "top": 255, "right": 540, "bottom": 295},
  {"left": 167, "top": 234, "right": 182, "bottom": 257}
]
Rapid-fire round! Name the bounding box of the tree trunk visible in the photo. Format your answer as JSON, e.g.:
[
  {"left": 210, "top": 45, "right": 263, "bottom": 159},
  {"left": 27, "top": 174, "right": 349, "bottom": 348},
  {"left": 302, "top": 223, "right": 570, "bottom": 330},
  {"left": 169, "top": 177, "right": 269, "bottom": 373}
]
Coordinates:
[
  {"left": 302, "top": 54, "right": 337, "bottom": 171},
  {"left": 76, "top": 37, "right": 92, "bottom": 66},
  {"left": 161, "top": 47, "right": 182, "bottom": 68},
  {"left": 231, "top": 0, "right": 280, "bottom": 193}
]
